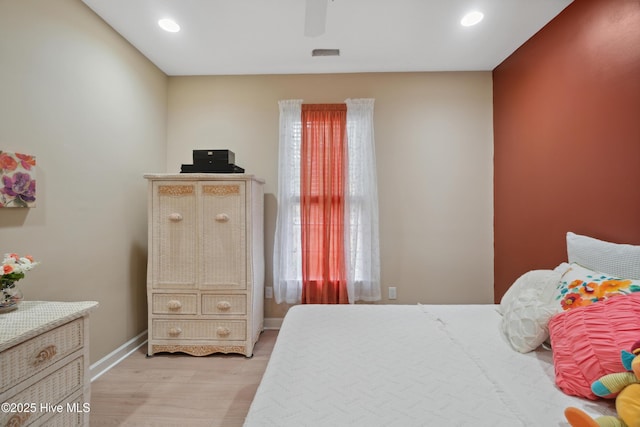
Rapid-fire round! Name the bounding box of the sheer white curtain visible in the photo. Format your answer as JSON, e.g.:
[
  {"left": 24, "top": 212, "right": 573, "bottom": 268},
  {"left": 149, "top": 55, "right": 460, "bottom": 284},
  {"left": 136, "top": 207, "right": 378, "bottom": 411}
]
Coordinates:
[
  {"left": 344, "top": 98, "right": 381, "bottom": 302},
  {"left": 273, "top": 99, "right": 303, "bottom": 304},
  {"left": 273, "top": 98, "right": 381, "bottom": 304}
]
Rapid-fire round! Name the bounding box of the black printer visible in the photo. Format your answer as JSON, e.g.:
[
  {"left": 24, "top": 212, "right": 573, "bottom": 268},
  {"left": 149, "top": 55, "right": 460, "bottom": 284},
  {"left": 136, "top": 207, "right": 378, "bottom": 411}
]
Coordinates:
[{"left": 180, "top": 149, "right": 245, "bottom": 173}]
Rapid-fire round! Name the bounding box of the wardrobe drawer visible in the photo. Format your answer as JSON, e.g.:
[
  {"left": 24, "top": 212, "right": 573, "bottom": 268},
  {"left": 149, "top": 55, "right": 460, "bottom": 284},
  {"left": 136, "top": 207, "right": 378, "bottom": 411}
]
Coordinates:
[
  {"left": 0, "top": 318, "right": 83, "bottom": 391},
  {"left": 202, "top": 294, "right": 247, "bottom": 315},
  {"left": 152, "top": 293, "right": 198, "bottom": 314},
  {"left": 152, "top": 319, "right": 247, "bottom": 341}
]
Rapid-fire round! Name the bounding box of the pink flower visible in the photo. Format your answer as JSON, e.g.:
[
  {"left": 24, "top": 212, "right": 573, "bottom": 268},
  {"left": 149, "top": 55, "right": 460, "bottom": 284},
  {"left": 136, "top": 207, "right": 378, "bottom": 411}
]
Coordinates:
[
  {"left": 0, "top": 153, "right": 17, "bottom": 171},
  {"left": 15, "top": 153, "right": 36, "bottom": 170}
]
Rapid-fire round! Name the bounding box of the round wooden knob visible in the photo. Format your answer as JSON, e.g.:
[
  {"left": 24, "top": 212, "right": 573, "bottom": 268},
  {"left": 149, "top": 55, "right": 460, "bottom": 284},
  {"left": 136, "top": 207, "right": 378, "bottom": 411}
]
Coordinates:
[
  {"left": 167, "top": 300, "right": 182, "bottom": 310},
  {"left": 216, "top": 327, "right": 231, "bottom": 337},
  {"left": 215, "top": 213, "right": 229, "bottom": 222},
  {"left": 168, "top": 213, "right": 183, "bottom": 221},
  {"left": 216, "top": 301, "right": 231, "bottom": 311},
  {"left": 168, "top": 327, "right": 182, "bottom": 336}
]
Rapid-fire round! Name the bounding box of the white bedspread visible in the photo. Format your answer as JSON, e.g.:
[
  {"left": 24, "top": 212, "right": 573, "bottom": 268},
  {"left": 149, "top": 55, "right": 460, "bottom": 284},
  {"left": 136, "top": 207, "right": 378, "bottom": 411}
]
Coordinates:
[{"left": 244, "top": 304, "right": 614, "bottom": 426}]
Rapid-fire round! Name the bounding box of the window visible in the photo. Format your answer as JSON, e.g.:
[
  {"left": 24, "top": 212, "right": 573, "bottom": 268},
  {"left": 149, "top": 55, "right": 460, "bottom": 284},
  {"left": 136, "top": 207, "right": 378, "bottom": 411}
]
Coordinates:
[{"left": 273, "top": 99, "right": 381, "bottom": 304}]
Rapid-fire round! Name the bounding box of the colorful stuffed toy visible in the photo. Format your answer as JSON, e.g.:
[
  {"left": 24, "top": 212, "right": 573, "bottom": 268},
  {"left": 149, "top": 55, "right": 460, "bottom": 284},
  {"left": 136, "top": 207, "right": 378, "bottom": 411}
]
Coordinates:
[{"left": 565, "top": 340, "right": 640, "bottom": 427}]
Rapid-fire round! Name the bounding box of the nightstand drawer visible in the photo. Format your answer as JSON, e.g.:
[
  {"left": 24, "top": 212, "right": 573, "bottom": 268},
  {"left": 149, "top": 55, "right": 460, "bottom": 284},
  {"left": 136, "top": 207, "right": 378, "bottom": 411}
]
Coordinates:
[
  {"left": 202, "top": 294, "right": 247, "bottom": 315},
  {"left": 0, "top": 356, "right": 84, "bottom": 426},
  {"left": 152, "top": 319, "right": 247, "bottom": 341},
  {"left": 44, "top": 391, "right": 86, "bottom": 426},
  {"left": 152, "top": 293, "right": 198, "bottom": 314},
  {"left": 0, "top": 318, "right": 83, "bottom": 391}
]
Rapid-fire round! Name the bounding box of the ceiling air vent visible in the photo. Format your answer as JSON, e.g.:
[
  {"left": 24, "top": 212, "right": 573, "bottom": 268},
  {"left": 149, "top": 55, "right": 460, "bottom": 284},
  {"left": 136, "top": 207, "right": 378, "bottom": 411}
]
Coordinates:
[{"left": 312, "top": 49, "right": 340, "bottom": 57}]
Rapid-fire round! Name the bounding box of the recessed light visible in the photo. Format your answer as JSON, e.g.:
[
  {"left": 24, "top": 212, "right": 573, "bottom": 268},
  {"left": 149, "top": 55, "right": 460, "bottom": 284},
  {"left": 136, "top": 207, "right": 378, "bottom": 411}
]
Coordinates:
[
  {"left": 460, "top": 11, "right": 484, "bottom": 27},
  {"left": 158, "top": 18, "right": 180, "bottom": 33}
]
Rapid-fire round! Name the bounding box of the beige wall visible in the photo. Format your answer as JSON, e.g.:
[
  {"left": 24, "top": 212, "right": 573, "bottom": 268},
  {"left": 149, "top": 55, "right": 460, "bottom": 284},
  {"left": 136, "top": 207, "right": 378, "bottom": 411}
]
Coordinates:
[
  {"left": 0, "top": 0, "right": 167, "bottom": 362},
  {"left": 167, "top": 73, "right": 494, "bottom": 319},
  {"left": 0, "top": 0, "right": 494, "bottom": 363}
]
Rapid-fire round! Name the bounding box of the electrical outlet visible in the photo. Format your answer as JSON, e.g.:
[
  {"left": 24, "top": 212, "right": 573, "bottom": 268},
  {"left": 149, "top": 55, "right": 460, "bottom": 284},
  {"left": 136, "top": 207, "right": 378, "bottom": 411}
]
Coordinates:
[
  {"left": 265, "top": 287, "right": 273, "bottom": 299},
  {"left": 388, "top": 286, "right": 397, "bottom": 300}
]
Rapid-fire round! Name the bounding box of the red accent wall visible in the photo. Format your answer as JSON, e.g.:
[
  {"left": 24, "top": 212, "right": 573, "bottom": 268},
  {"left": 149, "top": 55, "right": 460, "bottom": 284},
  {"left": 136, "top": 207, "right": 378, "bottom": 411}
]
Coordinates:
[{"left": 493, "top": 0, "right": 640, "bottom": 302}]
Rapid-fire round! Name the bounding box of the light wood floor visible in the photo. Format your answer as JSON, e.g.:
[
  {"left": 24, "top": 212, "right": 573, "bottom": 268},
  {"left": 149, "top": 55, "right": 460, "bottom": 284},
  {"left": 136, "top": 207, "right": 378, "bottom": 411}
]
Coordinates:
[{"left": 89, "top": 330, "right": 278, "bottom": 427}]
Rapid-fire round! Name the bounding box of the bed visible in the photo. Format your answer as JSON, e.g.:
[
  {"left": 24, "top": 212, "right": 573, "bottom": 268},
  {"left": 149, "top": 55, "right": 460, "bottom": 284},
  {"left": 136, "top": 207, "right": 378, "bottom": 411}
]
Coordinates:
[
  {"left": 245, "top": 304, "right": 617, "bottom": 426},
  {"left": 245, "top": 232, "right": 640, "bottom": 426}
]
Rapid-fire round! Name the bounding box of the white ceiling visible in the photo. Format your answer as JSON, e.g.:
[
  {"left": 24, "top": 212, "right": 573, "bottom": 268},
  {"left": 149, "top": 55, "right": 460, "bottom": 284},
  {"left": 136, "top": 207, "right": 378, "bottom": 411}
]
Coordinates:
[{"left": 81, "top": 0, "right": 573, "bottom": 76}]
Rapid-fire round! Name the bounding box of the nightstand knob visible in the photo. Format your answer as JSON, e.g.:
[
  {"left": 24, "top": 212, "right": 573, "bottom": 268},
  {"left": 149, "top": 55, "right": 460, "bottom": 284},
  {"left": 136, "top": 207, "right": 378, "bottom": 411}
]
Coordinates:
[
  {"left": 6, "top": 413, "right": 31, "bottom": 426},
  {"left": 216, "top": 301, "right": 231, "bottom": 311},
  {"left": 168, "top": 327, "right": 182, "bottom": 336},
  {"left": 33, "top": 345, "right": 57, "bottom": 365},
  {"left": 215, "top": 213, "right": 230, "bottom": 222},
  {"left": 216, "top": 326, "right": 231, "bottom": 337},
  {"left": 168, "top": 212, "right": 183, "bottom": 221},
  {"left": 167, "top": 300, "right": 182, "bottom": 310}
]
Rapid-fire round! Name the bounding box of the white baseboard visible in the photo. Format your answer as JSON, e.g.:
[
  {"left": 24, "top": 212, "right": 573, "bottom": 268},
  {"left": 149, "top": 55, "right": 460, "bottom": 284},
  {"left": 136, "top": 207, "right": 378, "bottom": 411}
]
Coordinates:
[
  {"left": 90, "top": 330, "right": 148, "bottom": 382},
  {"left": 264, "top": 317, "right": 283, "bottom": 330}
]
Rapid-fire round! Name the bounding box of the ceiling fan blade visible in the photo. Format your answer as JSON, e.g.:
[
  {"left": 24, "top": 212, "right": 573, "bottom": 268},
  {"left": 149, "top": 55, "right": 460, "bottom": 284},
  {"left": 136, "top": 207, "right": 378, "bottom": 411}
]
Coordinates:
[{"left": 304, "top": 0, "right": 328, "bottom": 37}]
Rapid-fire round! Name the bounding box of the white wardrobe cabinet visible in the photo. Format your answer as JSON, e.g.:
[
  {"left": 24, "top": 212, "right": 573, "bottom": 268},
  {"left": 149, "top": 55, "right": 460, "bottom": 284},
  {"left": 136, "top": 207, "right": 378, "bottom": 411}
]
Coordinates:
[{"left": 144, "top": 174, "right": 264, "bottom": 357}]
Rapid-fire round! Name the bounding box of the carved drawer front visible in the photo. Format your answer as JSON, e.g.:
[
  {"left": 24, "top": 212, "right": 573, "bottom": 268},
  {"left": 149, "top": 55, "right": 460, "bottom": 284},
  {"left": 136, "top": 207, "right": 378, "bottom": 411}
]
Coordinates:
[
  {"left": 201, "top": 294, "right": 247, "bottom": 315},
  {"left": 152, "top": 293, "right": 198, "bottom": 314},
  {"left": 152, "top": 319, "right": 247, "bottom": 341},
  {"left": 0, "top": 318, "right": 83, "bottom": 392},
  {"left": 0, "top": 356, "right": 84, "bottom": 427}
]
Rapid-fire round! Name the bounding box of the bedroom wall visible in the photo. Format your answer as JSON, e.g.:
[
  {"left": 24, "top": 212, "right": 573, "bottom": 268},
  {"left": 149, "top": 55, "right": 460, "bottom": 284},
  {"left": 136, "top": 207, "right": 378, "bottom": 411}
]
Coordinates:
[
  {"left": 166, "top": 72, "right": 495, "bottom": 319},
  {"left": 493, "top": 0, "right": 640, "bottom": 301},
  {"left": 0, "top": 0, "right": 167, "bottom": 362}
]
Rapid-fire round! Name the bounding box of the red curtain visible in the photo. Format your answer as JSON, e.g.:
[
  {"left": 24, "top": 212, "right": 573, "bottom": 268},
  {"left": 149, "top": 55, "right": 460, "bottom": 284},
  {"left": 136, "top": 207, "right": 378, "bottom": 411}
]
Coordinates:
[{"left": 300, "top": 104, "right": 349, "bottom": 304}]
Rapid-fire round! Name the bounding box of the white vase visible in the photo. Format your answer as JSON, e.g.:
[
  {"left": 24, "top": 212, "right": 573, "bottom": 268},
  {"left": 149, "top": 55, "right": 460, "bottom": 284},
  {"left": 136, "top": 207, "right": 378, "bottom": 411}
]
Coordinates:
[{"left": 0, "top": 283, "right": 23, "bottom": 313}]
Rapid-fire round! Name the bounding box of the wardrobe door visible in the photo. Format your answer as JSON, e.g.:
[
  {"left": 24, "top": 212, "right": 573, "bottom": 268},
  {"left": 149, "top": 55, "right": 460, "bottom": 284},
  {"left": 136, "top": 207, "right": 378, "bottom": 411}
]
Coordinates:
[
  {"left": 199, "top": 181, "right": 247, "bottom": 290},
  {"left": 152, "top": 182, "right": 198, "bottom": 289}
]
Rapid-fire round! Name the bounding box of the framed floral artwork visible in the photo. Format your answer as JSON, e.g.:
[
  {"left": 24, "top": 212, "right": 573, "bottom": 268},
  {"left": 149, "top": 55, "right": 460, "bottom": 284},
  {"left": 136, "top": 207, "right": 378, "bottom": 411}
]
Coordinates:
[{"left": 0, "top": 151, "right": 36, "bottom": 208}]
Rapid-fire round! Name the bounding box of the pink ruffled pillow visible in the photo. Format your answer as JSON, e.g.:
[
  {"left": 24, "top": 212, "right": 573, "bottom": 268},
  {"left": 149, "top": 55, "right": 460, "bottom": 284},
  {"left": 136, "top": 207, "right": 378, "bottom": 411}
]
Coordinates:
[{"left": 548, "top": 293, "right": 640, "bottom": 400}]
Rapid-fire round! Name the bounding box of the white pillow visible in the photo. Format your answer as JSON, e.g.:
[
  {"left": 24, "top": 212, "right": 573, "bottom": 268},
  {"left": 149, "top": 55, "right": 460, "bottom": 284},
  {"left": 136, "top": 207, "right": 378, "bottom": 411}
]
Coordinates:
[
  {"left": 566, "top": 232, "right": 640, "bottom": 280},
  {"left": 500, "top": 269, "right": 562, "bottom": 353},
  {"left": 500, "top": 269, "right": 561, "bottom": 314},
  {"left": 554, "top": 262, "right": 571, "bottom": 276}
]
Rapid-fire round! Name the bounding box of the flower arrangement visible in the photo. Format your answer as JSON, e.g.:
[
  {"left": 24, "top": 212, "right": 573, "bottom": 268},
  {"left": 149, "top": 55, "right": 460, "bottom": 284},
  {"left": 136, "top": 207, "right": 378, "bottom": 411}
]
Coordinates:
[{"left": 1, "top": 253, "right": 38, "bottom": 307}]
